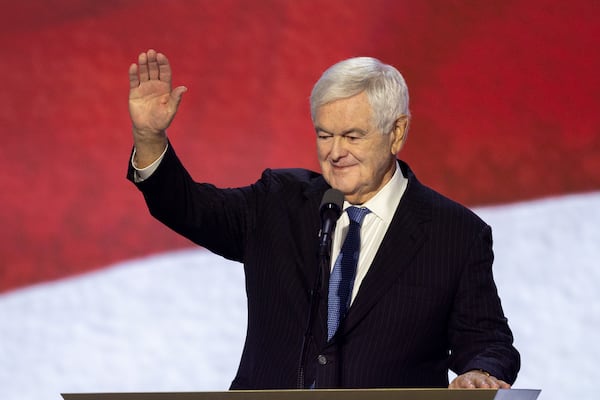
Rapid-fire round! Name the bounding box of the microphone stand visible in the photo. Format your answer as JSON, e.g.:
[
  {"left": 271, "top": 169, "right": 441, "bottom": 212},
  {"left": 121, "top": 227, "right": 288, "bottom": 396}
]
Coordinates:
[
  {"left": 297, "top": 233, "right": 332, "bottom": 389},
  {"left": 297, "top": 190, "right": 342, "bottom": 389}
]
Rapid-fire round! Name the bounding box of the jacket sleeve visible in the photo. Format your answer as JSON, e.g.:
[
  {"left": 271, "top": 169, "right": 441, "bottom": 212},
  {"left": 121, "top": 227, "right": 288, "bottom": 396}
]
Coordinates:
[
  {"left": 447, "top": 224, "right": 521, "bottom": 384},
  {"left": 126, "top": 142, "right": 266, "bottom": 263}
]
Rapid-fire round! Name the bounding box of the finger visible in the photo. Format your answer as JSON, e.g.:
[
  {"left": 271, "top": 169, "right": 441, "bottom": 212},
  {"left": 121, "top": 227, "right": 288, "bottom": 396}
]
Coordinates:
[
  {"left": 473, "top": 376, "right": 503, "bottom": 389},
  {"left": 477, "top": 378, "right": 493, "bottom": 389},
  {"left": 156, "top": 52, "right": 172, "bottom": 84},
  {"left": 452, "top": 376, "right": 490, "bottom": 389},
  {"left": 170, "top": 86, "right": 188, "bottom": 108},
  {"left": 451, "top": 381, "right": 475, "bottom": 388},
  {"left": 138, "top": 51, "right": 149, "bottom": 81},
  {"left": 449, "top": 376, "right": 475, "bottom": 389},
  {"left": 128, "top": 63, "right": 139, "bottom": 89},
  {"left": 497, "top": 379, "right": 511, "bottom": 389},
  {"left": 147, "top": 49, "right": 159, "bottom": 80}
]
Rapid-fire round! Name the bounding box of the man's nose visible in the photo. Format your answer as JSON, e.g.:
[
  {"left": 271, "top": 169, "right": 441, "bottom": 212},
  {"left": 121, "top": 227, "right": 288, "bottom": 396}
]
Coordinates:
[{"left": 330, "top": 136, "right": 347, "bottom": 160}]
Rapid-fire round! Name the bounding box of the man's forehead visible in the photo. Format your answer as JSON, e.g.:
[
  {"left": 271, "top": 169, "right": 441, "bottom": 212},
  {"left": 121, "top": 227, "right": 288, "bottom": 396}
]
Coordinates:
[{"left": 314, "top": 94, "right": 374, "bottom": 130}]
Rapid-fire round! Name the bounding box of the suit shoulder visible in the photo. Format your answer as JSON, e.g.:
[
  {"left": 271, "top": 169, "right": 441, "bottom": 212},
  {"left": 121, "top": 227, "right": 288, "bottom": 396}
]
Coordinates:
[
  {"left": 259, "top": 167, "right": 326, "bottom": 190},
  {"left": 403, "top": 167, "right": 488, "bottom": 231},
  {"left": 428, "top": 186, "right": 488, "bottom": 229}
]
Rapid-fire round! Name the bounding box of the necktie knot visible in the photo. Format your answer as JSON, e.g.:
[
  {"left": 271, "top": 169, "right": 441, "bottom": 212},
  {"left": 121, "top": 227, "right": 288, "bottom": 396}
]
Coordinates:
[{"left": 346, "top": 206, "right": 370, "bottom": 225}]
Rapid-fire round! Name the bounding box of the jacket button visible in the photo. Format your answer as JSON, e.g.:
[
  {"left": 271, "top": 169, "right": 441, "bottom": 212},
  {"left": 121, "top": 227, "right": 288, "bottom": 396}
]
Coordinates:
[{"left": 317, "top": 355, "right": 328, "bottom": 365}]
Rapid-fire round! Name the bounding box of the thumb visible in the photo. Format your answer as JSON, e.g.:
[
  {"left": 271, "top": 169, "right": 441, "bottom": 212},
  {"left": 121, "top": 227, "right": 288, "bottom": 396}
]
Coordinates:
[{"left": 171, "top": 85, "right": 188, "bottom": 106}]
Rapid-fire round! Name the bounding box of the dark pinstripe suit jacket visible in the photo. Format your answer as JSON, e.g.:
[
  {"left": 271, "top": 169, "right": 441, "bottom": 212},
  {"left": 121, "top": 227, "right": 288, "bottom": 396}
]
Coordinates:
[{"left": 128, "top": 143, "right": 520, "bottom": 389}]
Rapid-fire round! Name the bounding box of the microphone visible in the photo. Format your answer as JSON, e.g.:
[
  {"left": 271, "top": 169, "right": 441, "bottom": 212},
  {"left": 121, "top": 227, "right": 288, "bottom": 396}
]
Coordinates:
[
  {"left": 297, "top": 188, "right": 344, "bottom": 389},
  {"left": 318, "top": 188, "right": 344, "bottom": 256}
]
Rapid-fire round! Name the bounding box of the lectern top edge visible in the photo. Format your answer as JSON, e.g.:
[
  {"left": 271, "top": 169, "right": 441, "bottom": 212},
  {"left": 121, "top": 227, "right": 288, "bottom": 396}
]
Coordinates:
[{"left": 61, "top": 388, "right": 540, "bottom": 400}]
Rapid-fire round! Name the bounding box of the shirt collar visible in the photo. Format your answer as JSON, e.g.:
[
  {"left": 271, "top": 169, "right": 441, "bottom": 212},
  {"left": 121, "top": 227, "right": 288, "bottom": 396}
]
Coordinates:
[{"left": 343, "top": 161, "right": 408, "bottom": 225}]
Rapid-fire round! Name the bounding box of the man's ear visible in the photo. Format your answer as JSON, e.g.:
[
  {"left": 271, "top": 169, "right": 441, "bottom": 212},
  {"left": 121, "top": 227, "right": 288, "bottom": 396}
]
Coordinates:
[{"left": 390, "top": 116, "right": 409, "bottom": 154}]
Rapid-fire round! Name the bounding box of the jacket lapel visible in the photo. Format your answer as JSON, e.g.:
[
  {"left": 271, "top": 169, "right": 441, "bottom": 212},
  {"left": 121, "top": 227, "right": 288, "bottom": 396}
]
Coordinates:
[{"left": 337, "top": 163, "right": 432, "bottom": 339}]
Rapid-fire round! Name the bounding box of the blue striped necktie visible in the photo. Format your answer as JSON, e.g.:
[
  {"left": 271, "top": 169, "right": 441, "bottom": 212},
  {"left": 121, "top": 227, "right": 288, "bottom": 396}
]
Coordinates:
[{"left": 327, "top": 206, "right": 371, "bottom": 341}]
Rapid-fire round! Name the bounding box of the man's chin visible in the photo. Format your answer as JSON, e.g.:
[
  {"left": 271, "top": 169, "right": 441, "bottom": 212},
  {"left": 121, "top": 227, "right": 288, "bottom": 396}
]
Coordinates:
[
  {"left": 326, "top": 180, "right": 348, "bottom": 193},
  {"left": 325, "top": 174, "right": 356, "bottom": 191},
  {"left": 327, "top": 184, "right": 356, "bottom": 201}
]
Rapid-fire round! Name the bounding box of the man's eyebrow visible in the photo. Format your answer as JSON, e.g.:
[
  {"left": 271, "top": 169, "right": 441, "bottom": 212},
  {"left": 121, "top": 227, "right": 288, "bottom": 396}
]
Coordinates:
[{"left": 315, "top": 126, "right": 369, "bottom": 135}]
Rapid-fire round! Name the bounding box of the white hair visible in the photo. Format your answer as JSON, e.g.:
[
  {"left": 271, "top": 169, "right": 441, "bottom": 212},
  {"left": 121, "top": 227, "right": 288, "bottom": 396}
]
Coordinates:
[{"left": 310, "top": 57, "right": 410, "bottom": 135}]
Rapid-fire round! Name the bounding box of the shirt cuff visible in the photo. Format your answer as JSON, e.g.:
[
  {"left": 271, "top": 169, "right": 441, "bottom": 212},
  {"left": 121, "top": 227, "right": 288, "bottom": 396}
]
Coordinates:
[{"left": 131, "top": 143, "right": 169, "bottom": 182}]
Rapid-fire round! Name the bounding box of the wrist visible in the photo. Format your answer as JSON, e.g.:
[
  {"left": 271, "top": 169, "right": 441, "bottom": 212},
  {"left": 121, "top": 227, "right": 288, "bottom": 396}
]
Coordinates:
[
  {"left": 132, "top": 130, "right": 168, "bottom": 169},
  {"left": 132, "top": 126, "right": 167, "bottom": 142}
]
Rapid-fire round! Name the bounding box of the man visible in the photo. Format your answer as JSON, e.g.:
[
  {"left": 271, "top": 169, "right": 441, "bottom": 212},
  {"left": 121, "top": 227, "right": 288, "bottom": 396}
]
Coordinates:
[{"left": 127, "top": 49, "right": 520, "bottom": 389}]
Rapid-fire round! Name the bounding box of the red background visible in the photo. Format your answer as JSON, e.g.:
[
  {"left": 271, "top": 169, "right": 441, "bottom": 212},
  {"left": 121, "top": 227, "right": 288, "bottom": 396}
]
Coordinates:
[{"left": 1, "top": 0, "right": 598, "bottom": 292}]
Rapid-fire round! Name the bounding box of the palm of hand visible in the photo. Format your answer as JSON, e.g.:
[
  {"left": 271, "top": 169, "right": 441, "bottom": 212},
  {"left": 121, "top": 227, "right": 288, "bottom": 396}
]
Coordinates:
[{"left": 129, "top": 79, "right": 175, "bottom": 134}]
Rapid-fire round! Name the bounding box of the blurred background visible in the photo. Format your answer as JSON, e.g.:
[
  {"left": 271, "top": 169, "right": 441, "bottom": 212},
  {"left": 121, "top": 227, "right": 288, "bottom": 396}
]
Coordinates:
[{"left": 0, "top": 1, "right": 598, "bottom": 399}]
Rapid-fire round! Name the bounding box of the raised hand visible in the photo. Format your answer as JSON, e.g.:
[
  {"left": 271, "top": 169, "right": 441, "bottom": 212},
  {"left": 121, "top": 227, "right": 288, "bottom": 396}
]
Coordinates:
[{"left": 128, "top": 49, "right": 187, "bottom": 166}]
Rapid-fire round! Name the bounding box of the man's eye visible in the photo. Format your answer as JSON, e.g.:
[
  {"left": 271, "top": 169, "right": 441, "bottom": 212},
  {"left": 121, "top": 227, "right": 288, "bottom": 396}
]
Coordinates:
[
  {"left": 317, "top": 135, "right": 332, "bottom": 140},
  {"left": 346, "top": 135, "right": 361, "bottom": 141}
]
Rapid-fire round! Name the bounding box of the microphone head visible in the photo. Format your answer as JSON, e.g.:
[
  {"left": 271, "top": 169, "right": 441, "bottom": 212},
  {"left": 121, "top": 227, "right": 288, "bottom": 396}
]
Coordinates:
[{"left": 320, "top": 188, "right": 344, "bottom": 220}]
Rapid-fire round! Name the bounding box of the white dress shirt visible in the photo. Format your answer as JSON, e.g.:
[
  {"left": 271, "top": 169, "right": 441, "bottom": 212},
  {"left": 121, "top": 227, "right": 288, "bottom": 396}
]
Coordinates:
[{"left": 330, "top": 162, "right": 408, "bottom": 305}]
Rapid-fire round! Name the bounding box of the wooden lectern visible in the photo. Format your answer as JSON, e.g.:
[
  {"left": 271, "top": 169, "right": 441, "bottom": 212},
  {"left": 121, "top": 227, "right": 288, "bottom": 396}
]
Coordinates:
[{"left": 62, "top": 388, "right": 541, "bottom": 400}]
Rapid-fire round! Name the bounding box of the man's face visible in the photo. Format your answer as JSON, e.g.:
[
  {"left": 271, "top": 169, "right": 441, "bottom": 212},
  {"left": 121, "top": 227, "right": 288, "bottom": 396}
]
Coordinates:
[{"left": 314, "top": 91, "right": 405, "bottom": 205}]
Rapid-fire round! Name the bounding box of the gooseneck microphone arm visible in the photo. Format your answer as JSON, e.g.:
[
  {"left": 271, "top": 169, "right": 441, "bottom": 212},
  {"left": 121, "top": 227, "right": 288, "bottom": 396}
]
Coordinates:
[{"left": 297, "top": 189, "right": 344, "bottom": 389}]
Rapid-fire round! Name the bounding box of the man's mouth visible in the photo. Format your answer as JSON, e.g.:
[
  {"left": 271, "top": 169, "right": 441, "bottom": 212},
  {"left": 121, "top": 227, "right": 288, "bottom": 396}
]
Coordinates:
[{"left": 330, "top": 161, "right": 357, "bottom": 169}]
